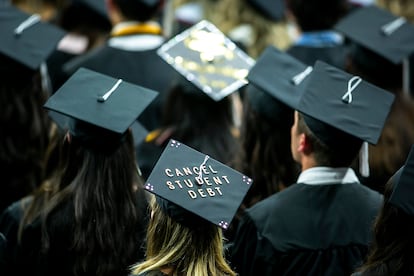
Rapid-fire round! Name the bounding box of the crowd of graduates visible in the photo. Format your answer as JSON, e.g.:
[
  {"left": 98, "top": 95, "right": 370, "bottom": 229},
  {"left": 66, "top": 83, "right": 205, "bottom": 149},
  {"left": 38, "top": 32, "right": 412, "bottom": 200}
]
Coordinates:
[{"left": 1, "top": 0, "right": 414, "bottom": 275}]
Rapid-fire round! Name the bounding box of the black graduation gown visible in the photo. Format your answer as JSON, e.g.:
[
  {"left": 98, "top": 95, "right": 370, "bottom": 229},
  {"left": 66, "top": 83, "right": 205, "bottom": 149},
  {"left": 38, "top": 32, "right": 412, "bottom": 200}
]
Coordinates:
[
  {"left": 13, "top": 192, "right": 149, "bottom": 276},
  {"left": 0, "top": 232, "right": 6, "bottom": 275},
  {"left": 62, "top": 38, "right": 181, "bottom": 131},
  {"left": 286, "top": 44, "right": 350, "bottom": 69},
  {"left": 230, "top": 182, "right": 383, "bottom": 276}
]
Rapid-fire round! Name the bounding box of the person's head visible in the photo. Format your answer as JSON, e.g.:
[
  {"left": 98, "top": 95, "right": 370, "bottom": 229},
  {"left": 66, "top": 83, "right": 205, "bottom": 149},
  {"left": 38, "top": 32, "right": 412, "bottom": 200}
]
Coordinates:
[
  {"left": 0, "top": 7, "right": 65, "bottom": 211},
  {"left": 335, "top": 5, "right": 414, "bottom": 94},
  {"left": 131, "top": 196, "right": 236, "bottom": 276},
  {"left": 291, "top": 111, "right": 363, "bottom": 168},
  {"left": 108, "top": 0, "right": 162, "bottom": 22},
  {"left": 161, "top": 77, "right": 238, "bottom": 164},
  {"left": 238, "top": 84, "right": 299, "bottom": 205},
  {"left": 41, "top": 68, "right": 157, "bottom": 274},
  {"left": 131, "top": 139, "right": 252, "bottom": 275},
  {"left": 11, "top": 0, "right": 67, "bottom": 22},
  {"left": 357, "top": 147, "right": 414, "bottom": 275},
  {"left": 286, "top": 0, "right": 350, "bottom": 32}
]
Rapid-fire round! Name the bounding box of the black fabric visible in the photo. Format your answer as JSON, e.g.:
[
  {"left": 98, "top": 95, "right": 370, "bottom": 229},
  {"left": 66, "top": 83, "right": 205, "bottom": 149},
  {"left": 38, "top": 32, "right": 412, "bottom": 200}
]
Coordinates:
[
  {"left": 63, "top": 43, "right": 181, "bottom": 131},
  {"left": 286, "top": 44, "right": 350, "bottom": 70},
  {"left": 230, "top": 182, "right": 383, "bottom": 276},
  {"left": 12, "top": 193, "right": 149, "bottom": 276},
  {"left": 0, "top": 197, "right": 32, "bottom": 275}
]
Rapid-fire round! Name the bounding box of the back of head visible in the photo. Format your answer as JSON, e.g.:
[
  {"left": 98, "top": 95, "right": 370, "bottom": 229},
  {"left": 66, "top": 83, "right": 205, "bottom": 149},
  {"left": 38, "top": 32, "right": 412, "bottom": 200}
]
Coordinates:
[
  {"left": 357, "top": 171, "right": 414, "bottom": 275},
  {"left": 347, "top": 43, "right": 403, "bottom": 92},
  {"left": 132, "top": 196, "right": 235, "bottom": 276},
  {"left": 112, "top": 0, "right": 162, "bottom": 21},
  {"left": 297, "top": 112, "right": 363, "bottom": 167},
  {"left": 162, "top": 77, "right": 238, "bottom": 164},
  {"left": 286, "top": 0, "right": 350, "bottom": 31}
]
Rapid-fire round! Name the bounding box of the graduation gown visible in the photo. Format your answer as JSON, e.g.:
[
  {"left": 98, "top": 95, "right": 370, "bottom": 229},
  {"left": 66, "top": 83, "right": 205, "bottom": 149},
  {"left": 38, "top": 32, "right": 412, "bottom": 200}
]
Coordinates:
[
  {"left": 62, "top": 30, "right": 181, "bottom": 131},
  {"left": 230, "top": 182, "right": 383, "bottom": 276}
]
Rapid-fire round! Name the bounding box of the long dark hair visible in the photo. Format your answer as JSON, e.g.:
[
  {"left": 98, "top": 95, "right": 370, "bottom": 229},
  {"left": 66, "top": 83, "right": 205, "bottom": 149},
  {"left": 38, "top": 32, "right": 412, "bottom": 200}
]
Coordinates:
[
  {"left": 0, "top": 58, "right": 52, "bottom": 213},
  {"left": 355, "top": 176, "right": 414, "bottom": 275},
  {"left": 162, "top": 78, "right": 240, "bottom": 165},
  {"left": 235, "top": 90, "right": 300, "bottom": 208},
  {"left": 41, "top": 130, "right": 148, "bottom": 275}
]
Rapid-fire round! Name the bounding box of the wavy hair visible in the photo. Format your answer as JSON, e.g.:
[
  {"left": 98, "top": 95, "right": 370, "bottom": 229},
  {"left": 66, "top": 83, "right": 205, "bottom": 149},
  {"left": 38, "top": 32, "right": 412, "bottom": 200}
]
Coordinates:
[
  {"left": 355, "top": 175, "right": 414, "bottom": 275},
  {"left": 131, "top": 196, "right": 236, "bottom": 276},
  {"left": 40, "top": 130, "right": 148, "bottom": 275}
]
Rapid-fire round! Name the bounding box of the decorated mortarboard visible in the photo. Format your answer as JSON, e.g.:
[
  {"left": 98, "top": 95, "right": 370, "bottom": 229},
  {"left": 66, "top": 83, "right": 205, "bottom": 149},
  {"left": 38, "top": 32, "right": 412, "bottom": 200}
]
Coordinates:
[
  {"left": 44, "top": 67, "right": 158, "bottom": 144},
  {"left": 335, "top": 5, "right": 414, "bottom": 65},
  {"left": 144, "top": 139, "right": 253, "bottom": 229},
  {"left": 157, "top": 20, "right": 255, "bottom": 101},
  {"left": 0, "top": 5, "right": 66, "bottom": 70},
  {"left": 297, "top": 60, "right": 395, "bottom": 148},
  {"left": 246, "top": 0, "right": 285, "bottom": 21},
  {"left": 389, "top": 145, "right": 414, "bottom": 216},
  {"left": 247, "top": 46, "right": 312, "bottom": 109}
]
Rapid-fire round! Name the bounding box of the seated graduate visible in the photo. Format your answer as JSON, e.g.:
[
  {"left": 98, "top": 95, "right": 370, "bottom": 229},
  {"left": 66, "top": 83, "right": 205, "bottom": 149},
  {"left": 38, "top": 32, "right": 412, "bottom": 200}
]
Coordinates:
[
  {"left": 130, "top": 139, "right": 253, "bottom": 276},
  {"left": 14, "top": 68, "right": 158, "bottom": 276},
  {"left": 230, "top": 59, "right": 395, "bottom": 275},
  {"left": 229, "top": 46, "right": 303, "bottom": 241},
  {"left": 352, "top": 145, "right": 414, "bottom": 276},
  {"left": 0, "top": 5, "right": 66, "bottom": 214},
  {"left": 335, "top": 5, "right": 414, "bottom": 194},
  {"left": 137, "top": 20, "right": 254, "bottom": 180}
]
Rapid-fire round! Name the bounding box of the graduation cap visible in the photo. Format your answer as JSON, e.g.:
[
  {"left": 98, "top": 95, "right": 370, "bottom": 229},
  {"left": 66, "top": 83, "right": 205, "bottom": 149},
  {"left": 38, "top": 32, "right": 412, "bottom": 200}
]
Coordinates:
[
  {"left": 297, "top": 60, "right": 395, "bottom": 150},
  {"left": 73, "top": 0, "right": 108, "bottom": 17},
  {"left": 389, "top": 145, "right": 414, "bottom": 216},
  {"left": 44, "top": 68, "right": 158, "bottom": 149},
  {"left": 157, "top": 20, "right": 255, "bottom": 101},
  {"left": 247, "top": 45, "right": 311, "bottom": 109},
  {"left": 0, "top": 5, "right": 66, "bottom": 70},
  {"left": 144, "top": 139, "right": 253, "bottom": 230},
  {"left": 335, "top": 5, "right": 414, "bottom": 92},
  {"left": 246, "top": 0, "right": 285, "bottom": 21},
  {"left": 245, "top": 46, "right": 311, "bottom": 124}
]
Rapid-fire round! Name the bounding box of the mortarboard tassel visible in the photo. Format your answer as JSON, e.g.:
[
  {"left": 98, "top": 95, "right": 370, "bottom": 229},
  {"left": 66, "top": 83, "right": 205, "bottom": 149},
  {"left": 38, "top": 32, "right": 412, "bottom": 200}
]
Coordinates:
[{"left": 359, "top": 141, "right": 370, "bottom": 177}]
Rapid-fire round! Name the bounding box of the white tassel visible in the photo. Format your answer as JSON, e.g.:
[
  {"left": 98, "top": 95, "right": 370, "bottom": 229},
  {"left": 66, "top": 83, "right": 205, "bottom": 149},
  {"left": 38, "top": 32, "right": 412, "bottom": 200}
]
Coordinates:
[{"left": 359, "top": 142, "right": 370, "bottom": 177}]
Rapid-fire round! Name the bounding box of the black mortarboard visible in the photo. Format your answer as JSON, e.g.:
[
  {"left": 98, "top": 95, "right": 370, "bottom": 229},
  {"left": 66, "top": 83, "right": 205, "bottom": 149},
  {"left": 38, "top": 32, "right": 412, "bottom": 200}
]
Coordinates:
[
  {"left": 0, "top": 5, "right": 66, "bottom": 70},
  {"left": 246, "top": 0, "right": 285, "bottom": 21},
  {"left": 144, "top": 139, "right": 252, "bottom": 229},
  {"left": 247, "top": 46, "right": 311, "bottom": 109},
  {"left": 44, "top": 68, "right": 158, "bottom": 147},
  {"left": 157, "top": 20, "right": 255, "bottom": 101},
  {"left": 297, "top": 60, "right": 395, "bottom": 148},
  {"left": 389, "top": 145, "right": 414, "bottom": 216},
  {"left": 335, "top": 5, "right": 414, "bottom": 65}
]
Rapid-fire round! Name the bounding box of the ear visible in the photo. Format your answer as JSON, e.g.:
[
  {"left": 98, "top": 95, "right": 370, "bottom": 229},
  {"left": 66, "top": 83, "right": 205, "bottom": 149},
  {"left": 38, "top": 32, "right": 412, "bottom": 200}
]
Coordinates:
[
  {"left": 65, "top": 132, "right": 72, "bottom": 143},
  {"left": 298, "top": 133, "right": 312, "bottom": 155}
]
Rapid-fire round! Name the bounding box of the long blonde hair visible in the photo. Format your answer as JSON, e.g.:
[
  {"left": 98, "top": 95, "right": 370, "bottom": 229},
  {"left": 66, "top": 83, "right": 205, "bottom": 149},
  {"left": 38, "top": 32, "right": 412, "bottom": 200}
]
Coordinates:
[{"left": 131, "top": 196, "right": 236, "bottom": 276}]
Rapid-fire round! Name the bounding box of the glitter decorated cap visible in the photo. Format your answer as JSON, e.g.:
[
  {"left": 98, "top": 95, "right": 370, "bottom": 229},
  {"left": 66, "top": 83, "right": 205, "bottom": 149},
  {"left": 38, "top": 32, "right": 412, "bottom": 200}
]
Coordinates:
[
  {"left": 144, "top": 139, "right": 253, "bottom": 230},
  {"left": 0, "top": 5, "right": 66, "bottom": 70},
  {"left": 157, "top": 20, "right": 255, "bottom": 101}
]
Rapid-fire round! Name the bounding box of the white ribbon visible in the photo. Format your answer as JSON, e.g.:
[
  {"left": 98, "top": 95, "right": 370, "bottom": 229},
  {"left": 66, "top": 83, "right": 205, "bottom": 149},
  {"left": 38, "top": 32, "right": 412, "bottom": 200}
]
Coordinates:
[
  {"left": 98, "top": 79, "right": 123, "bottom": 102},
  {"left": 381, "top": 17, "right": 406, "bottom": 36},
  {"left": 14, "top": 14, "right": 41, "bottom": 35},
  {"left": 291, "top": 66, "right": 313, "bottom": 85},
  {"left": 342, "top": 76, "right": 362, "bottom": 104},
  {"left": 196, "top": 155, "right": 210, "bottom": 183}
]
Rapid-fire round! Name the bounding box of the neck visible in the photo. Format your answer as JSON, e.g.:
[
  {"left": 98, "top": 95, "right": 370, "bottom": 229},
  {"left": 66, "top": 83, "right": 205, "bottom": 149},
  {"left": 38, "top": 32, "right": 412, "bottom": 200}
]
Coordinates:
[{"left": 300, "top": 155, "right": 318, "bottom": 171}]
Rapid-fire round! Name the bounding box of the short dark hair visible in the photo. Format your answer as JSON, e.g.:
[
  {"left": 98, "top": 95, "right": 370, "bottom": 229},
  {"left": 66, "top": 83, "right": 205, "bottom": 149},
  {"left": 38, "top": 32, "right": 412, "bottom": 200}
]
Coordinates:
[{"left": 296, "top": 112, "right": 360, "bottom": 167}]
